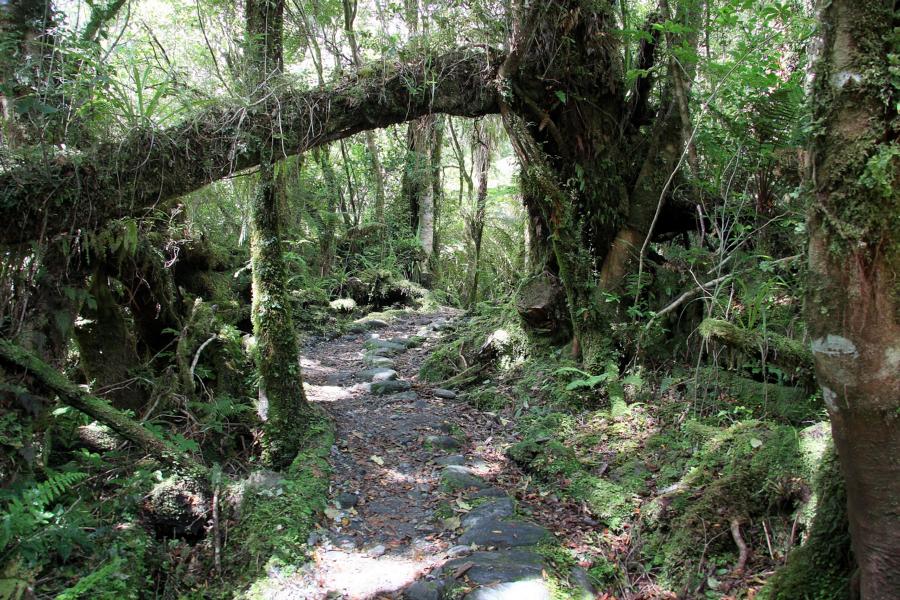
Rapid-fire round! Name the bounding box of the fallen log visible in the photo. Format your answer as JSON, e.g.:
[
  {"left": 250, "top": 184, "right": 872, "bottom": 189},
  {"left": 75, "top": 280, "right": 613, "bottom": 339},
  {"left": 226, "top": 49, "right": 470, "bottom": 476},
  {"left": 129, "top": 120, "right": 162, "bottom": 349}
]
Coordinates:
[
  {"left": 0, "top": 338, "right": 205, "bottom": 475},
  {"left": 699, "top": 318, "right": 814, "bottom": 375}
]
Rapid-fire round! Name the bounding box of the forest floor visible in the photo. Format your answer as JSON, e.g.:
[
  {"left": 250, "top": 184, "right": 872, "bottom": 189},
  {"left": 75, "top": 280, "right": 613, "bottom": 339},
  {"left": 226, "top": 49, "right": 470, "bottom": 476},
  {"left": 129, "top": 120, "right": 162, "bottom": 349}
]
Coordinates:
[{"left": 255, "top": 309, "right": 595, "bottom": 599}]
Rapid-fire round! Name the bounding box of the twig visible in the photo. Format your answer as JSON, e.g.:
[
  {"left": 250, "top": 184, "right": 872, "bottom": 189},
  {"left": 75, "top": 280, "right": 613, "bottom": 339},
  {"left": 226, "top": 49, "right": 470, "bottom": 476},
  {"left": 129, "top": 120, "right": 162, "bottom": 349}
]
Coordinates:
[
  {"left": 212, "top": 481, "right": 222, "bottom": 574},
  {"left": 190, "top": 334, "right": 218, "bottom": 384},
  {"left": 762, "top": 518, "right": 775, "bottom": 561}
]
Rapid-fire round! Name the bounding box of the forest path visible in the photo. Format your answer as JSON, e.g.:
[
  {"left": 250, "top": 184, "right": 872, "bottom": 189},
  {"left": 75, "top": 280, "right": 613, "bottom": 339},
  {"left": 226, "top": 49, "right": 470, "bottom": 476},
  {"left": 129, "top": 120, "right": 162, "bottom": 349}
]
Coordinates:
[{"left": 260, "top": 309, "right": 593, "bottom": 599}]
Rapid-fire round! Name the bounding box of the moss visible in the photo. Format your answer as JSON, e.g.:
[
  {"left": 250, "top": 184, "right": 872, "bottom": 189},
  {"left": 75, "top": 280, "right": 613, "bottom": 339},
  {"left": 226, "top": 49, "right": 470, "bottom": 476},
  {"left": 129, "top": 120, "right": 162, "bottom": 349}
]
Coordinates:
[
  {"left": 686, "top": 367, "right": 822, "bottom": 425},
  {"left": 229, "top": 416, "right": 333, "bottom": 589},
  {"left": 760, "top": 444, "right": 852, "bottom": 600},
  {"left": 569, "top": 474, "right": 635, "bottom": 530},
  {"left": 645, "top": 420, "right": 815, "bottom": 591}
]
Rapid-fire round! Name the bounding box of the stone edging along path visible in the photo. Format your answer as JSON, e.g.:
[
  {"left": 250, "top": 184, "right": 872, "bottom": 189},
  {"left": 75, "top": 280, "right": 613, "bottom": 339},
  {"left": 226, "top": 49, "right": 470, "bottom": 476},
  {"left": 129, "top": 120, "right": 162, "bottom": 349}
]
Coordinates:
[{"left": 256, "top": 309, "right": 596, "bottom": 599}]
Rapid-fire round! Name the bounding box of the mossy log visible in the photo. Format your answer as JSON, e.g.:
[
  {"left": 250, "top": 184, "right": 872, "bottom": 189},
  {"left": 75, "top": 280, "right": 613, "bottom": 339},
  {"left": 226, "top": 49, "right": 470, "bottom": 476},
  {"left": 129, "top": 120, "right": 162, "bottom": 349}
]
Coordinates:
[
  {"left": 699, "top": 318, "right": 814, "bottom": 375},
  {"left": 0, "top": 339, "right": 204, "bottom": 475},
  {"left": 0, "top": 50, "right": 501, "bottom": 246}
]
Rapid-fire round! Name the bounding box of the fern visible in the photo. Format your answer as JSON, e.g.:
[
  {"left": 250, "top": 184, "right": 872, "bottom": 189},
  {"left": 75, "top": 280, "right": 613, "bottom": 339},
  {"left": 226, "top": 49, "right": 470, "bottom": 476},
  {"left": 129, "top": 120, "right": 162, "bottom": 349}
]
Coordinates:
[{"left": 0, "top": 471, "right": 88, "bottom": 567}]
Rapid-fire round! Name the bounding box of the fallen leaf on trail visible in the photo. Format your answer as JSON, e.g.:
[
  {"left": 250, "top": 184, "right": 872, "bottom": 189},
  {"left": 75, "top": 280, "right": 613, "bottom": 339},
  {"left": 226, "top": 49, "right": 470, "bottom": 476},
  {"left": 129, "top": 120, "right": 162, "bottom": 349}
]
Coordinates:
[
  {"left": 442, "top": 516, "right": 461, "bottom": 530},
  {"left": 456, "top": 498, "right": 472, "bottom": 511},
  {"left": 370, "top": 455, "right": 385, "bottom": 465}
]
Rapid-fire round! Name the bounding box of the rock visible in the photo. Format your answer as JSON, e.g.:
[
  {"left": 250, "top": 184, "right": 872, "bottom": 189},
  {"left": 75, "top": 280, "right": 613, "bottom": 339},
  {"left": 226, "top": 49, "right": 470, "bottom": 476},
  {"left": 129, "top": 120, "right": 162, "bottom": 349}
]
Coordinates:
[
  {"left": 458, "top": 517, "right": 549, "bottom": 548},
  {"left": 368, "top": 544, "right": 387, "bottom": 557},
  {"left": 435, "top": 455, "right": 466, "bottom": 466},
  {"left": 143, "top": 476, "right": 209, "bottom": 541},
  {"left": 363, "top": 355, "right": 395, "bottom": 368},
  {"left": 404, "top": 580, "right": 445, "bottom": 600},
  {"left": 370, "top": 346, "right": 401, "bottom": 357},
  {"left": 468, "top": 487, "right": 510, "bottom": 500},
  {"left": 570, "top": 566, "right": 597, "bottom": 599},
  {"left": 464, "top": 580, "right": 551, "bottom": 600},
  {"left": 430, "top": 319, "right": 450, "bottom": 331},
  {"left": 242, "top": 470, "right": 284, "bottom": 491},
  {"left": 442, "top": 549, "right": 545, "bottom": 585},
  {"left": 461, "top": 497, "right": 515, "bottom": 529},
  {"left": 426, "top": 435, "right": 461, "bottom": 451},
  {"left": 433, "top": 388, "right": 457, "bottom": 399},
  {"left": 76, "top": 422, "right": 120, "bottom": 452},
  {"left": 347, "top": 322, "right": 368, "bottom": 334},
  {"left": 365, "top": 339, "right": 408, "bottom": 352},
  {"left": 371, "top": 380, "right": 412, "bottom": 395},
  {"left": 336, "top": 492, "right": 359, "bottom": 509},
  {"left": 326, "top": 372, "right": 353, "bottom": 385},
  {"left": 441, "top": 465, "right": 489, "bottom": 491},
  {"left": 446, "top": 545, "right": 473, "bottom": 558},
  {"left": 364, "top": 319, "right": 390, "bottom": 329},
  {"left": 356, "top": 367, "right": 397, "bottom": 382}
]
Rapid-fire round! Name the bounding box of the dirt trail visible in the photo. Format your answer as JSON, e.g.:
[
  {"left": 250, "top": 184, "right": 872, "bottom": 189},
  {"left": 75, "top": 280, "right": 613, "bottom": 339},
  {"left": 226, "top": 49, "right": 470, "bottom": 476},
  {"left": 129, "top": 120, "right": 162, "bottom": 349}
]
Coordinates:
[{"left": 258, "top": 309, "right": 593, "bottom": 600}]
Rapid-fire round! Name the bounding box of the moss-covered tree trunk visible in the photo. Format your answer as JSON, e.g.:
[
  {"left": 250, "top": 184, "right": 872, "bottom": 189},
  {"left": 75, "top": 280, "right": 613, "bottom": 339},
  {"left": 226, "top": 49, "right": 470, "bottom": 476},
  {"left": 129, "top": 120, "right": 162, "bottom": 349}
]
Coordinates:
[
  {"left": 497, "top": 0, "right": 699, "bottom": 368},
  {"left": 805, "top": 0, "right": 899, "bottom": 597},
  {"left": 245, "top": 0, "right": 315, "bottom": 469}
]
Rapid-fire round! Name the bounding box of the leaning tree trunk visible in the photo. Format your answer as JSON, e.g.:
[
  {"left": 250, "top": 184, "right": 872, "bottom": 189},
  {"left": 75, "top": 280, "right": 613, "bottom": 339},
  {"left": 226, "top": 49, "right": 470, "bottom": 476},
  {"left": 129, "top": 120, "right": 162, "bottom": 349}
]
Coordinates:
[
  {"left": 245, "top": 0, "right": 315, "bottom": 469},
  {"left": 806, "top": 0, "right": 899, "bottom": 597}
]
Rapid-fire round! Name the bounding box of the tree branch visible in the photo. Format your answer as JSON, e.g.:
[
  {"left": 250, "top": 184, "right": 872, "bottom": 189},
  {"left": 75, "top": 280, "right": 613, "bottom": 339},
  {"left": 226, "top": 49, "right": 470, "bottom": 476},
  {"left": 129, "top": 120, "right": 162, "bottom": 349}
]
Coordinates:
[{"left": 0, "top": 49, "right": 502, "bottom": 246}]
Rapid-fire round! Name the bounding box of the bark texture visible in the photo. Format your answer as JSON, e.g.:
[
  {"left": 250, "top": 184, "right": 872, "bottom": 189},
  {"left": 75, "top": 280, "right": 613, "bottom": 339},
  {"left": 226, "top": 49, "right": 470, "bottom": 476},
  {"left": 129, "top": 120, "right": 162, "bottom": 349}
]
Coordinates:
[{"left": 806, "top": 0, "right": 899, "bottom": 597}]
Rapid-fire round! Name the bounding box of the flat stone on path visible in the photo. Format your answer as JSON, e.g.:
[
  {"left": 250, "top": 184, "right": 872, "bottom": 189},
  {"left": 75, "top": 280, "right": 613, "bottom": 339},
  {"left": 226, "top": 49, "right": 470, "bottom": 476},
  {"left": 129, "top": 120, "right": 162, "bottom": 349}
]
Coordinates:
[
  {"left": 458, "top": 517, "right": 550, "bottom": 548},
  {"left": 355, "top": 367, "right": 397, "bottom": 382},
  {"left": 464, "top": 580, "right": 551, "bottom": 600},
  {"left": 435, "top": 454, "right": 465, "bottom": 466},
  {"left": 441, "top": 465, "right": 488, "bottom": 491},
  {"left": 365, "top": 339, "right": 408, "bottom": 352},
  {"left": 404, "top": 580, "right": 444, "bottom": 600},
  {"left": 371, "top": 379, "right": 412, "bottom": 395},
  {"left": 461, "top": 497, "right": 515, "bottom": 529},
  {"left": 433, "top": 388, "right": 457, "bottom": 399},
  {"left": 425, "top": 435, "right": 461, "bottom": 451},
  {"left": 442, "top": 549, "right": 546, "bottom": 585},
  {"left": 363, "top": 355, "right": 395, "bottom": 368},
  {"left": 336, "top": 492, "right": 359, "bottom": 509}
]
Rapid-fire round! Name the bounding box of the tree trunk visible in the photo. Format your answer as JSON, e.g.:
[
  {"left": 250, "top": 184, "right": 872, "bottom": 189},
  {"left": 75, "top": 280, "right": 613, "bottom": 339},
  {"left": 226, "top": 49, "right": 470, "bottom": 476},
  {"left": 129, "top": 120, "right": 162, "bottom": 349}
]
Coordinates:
[
  {"left": 245, "top": 0, "right": 315, "bottom": 469},
  {"left": 342, "top": 0, "right": 386, "bottom": 225},
  {"left": 468, "top": 119, "right": 491, "bottom": 307},
  {"left": 806, "top": 0, "right": 899, "bottom": 597},
  {"left": 402, "top": 115, "right": 437, "bottom": 284}
]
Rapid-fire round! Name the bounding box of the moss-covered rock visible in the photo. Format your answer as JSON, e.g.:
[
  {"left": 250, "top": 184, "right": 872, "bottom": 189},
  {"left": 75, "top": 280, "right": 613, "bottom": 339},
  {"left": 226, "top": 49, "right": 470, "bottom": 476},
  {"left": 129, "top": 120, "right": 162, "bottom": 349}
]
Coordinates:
[{"left": 228, "top": 417, "right": 333, "bottom": 587}]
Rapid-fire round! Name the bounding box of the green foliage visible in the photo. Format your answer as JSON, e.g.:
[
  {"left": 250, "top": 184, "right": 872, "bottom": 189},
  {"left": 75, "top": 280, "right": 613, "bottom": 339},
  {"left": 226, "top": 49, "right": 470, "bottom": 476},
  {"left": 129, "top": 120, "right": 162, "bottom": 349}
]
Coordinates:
[{"left": 0, "top": 471, "right": 89, "bottom": 569}]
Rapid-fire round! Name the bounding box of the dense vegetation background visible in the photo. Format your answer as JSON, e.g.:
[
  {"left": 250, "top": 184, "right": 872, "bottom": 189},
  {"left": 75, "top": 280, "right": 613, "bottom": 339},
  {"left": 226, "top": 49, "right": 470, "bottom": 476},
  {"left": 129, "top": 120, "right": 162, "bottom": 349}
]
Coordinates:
[{"left": 0, "top": 0, "right": 896, "bottom": 598}]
